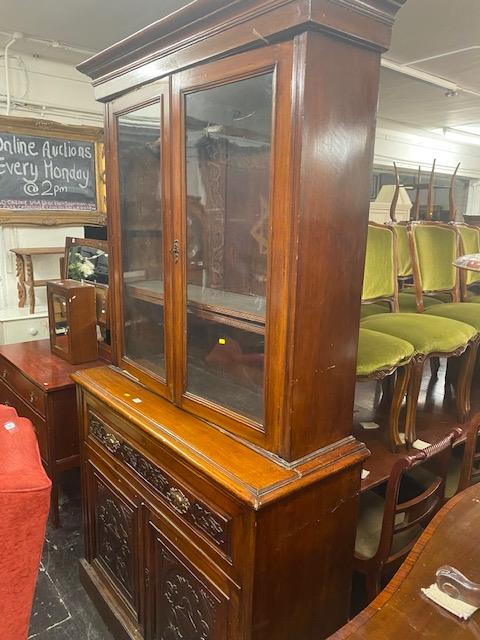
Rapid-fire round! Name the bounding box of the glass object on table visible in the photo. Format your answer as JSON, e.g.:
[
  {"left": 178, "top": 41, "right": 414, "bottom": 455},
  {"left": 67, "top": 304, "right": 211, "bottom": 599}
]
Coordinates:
[
  {"left": 118, "top": 102, "right": 166, "bottom": 378},
  {"left": 184, "top": 72, "right": 273, "bottom": 423}
]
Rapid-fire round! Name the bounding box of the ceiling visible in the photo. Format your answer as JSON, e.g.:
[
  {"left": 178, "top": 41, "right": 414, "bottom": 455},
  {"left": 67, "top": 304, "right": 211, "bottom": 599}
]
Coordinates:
[{"left": 0, "top": 0, "right": 479, "bottom": 134}]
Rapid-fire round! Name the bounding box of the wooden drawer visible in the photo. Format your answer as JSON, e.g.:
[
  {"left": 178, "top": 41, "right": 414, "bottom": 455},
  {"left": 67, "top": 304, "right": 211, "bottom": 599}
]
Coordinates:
[
  {"left": 0, "top": 380, "right": 48, "bottom": 461},
  {"left": 85, "top": 405, "right": 236, "bottom": 564},
  {"left": 0, "top": 358, "right": 46, "bottom": 417}
]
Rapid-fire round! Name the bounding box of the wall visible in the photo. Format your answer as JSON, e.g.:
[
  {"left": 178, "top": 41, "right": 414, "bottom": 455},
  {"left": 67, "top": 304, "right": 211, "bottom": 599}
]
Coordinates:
[
  {"left": 0, "top": 51, "right": 102, "bottom": 327},
  {"left": 374, "top": 118, "right": 480, "bottom": 215}
]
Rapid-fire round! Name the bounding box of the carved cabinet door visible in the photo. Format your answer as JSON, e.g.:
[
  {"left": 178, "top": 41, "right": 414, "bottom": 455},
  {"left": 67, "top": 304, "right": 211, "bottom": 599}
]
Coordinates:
[
  {"left": 86, "top": 460, "right": 145, "bottom": 632},
  {"left": 145, "top": 518, "right": 228, "bottom": 640}
]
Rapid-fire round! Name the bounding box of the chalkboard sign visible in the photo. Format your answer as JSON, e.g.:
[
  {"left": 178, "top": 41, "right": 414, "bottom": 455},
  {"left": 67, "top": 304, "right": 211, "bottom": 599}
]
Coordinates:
[{"left": 0, "top": 116, "right": 106, "bottom": 226}]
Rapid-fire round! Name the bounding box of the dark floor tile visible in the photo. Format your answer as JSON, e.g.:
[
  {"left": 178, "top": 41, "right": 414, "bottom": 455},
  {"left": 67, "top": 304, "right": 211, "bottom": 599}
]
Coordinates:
[
  {"left": 29, "top": 472, "right": 114, "bottom": 640},
  {"left": 28, "top": 568, "right": 70, "bottom": 637}
]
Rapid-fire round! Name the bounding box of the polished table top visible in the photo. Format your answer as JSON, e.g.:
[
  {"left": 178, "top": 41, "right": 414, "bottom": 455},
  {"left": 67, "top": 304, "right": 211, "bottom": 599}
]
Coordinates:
[
  {"left": 454, "top": 254, "right": 480, "bottom": 272},
  {"left": 329, "top": 484, "right": 480, "bottom": 639}
]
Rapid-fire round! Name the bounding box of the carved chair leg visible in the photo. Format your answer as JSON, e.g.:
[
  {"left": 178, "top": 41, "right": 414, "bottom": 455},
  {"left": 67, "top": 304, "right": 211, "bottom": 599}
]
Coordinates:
[
  {"left": 388, "top": 365, "right": 411, "bottom": 453},
  {"left": 404, "top": 358, "right": 425, "bottom": 446},
  {"left": 456, "top": 342, "right": 479, "bottom": 423}
]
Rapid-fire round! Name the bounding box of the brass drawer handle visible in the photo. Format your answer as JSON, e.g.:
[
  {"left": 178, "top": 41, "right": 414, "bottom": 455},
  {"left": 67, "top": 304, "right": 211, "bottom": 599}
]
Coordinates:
[
  {"left": 29, "top": 392, "right": 37, "bottom": 404},
  {"left": 1, "top": 370, "right": 7, "bottom": 380},
  {"left": 166, "top": 487, "right": 190, "bottom": 515}
]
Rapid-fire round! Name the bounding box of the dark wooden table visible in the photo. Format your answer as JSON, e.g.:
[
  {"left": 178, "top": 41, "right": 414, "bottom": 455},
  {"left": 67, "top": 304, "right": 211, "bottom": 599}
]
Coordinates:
[
  {"left": 0, "top": 339, "right": 103, "bottom": 525},
  {"left": 329, "top": 483, "right": 480, "bottom": 638}
]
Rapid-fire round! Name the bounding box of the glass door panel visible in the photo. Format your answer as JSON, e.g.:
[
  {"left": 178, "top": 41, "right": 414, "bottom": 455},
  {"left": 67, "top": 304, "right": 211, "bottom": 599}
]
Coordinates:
[
  {"left": 184, "top": 73, "right": 273, "bottom": 423},
  {"left": 117, "top": 103, "right": 166, "bottom": 379}
]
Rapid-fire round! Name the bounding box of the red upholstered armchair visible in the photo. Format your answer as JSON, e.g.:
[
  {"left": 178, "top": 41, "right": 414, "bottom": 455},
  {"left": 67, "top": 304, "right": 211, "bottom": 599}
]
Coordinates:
[{"left": 0, "top": 406, "right": 51, "bottom": 640}]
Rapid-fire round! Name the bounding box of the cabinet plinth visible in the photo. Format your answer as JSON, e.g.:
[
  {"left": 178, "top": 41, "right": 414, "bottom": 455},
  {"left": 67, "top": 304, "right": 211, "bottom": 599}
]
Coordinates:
[{"left": 75, "top": 0, "right": 406, "bottom": 637}]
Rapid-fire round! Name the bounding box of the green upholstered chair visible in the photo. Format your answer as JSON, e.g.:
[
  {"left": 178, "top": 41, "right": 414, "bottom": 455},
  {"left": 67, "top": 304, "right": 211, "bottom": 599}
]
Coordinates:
[
  {"left": 357, "top": 328, "right": 414, "bottom": 450},
  {"left": 408, "top": 221, "right": 480, "bottom": 357},
  {"left": 456, "top": 223, "right": 480, "bottom": 301},
  {"left": 354, "top": 429, "right": 461, "bottom": 603},
  {"left": 389, "top": 223, "right": 444, "bottom": 312},
  {"left": 361, "top": 223, "right": 478, "bottom": 445}
]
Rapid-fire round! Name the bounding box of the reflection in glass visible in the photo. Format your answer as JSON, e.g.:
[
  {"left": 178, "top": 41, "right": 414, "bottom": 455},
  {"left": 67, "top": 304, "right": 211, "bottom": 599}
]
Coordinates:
[
  {"left": 52, "top": 294, "right": 68, "bottom": 352},
  {"left": 185, "top": 73, "right": 273, "bottom": 422},
  {"left": 67, "top": 245, "right": 108, "bottom": 285},
  {"left": 118, "top": 103, "right": 165, "bottom": 378}
]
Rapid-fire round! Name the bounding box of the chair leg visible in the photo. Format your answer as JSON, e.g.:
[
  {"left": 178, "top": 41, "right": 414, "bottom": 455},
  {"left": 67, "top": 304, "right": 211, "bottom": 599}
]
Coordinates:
[
  {"left": 456, "top": 342, "right": 479, "bottom": 422},
  {"left": 430, "top": 357, "right": 440, "bottom": 378},
  {"left": 388, "top": 365, "right": 411, "bottom": 452},
  {"left": 405, "top": 358, "right": 425, "bottom": 446},
  {"left": 365, "top": 567, "right": 382, "bottom": 603}
]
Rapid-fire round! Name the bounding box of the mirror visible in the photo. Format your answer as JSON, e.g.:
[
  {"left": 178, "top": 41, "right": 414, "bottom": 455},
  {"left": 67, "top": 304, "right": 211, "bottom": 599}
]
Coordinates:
[
  {"left": 52, "top": 293, "right": 68, "bottom": 353},
  {"left": 64, "top": 237, "right": 110, "bottom": 350}
]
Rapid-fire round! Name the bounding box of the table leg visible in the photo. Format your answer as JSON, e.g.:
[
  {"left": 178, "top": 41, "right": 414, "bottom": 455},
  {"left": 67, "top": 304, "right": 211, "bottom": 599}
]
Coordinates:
[
  {"left": 25, "top": 255, "right": 35, "bottom": 314},
  {"left": 15, "top": 255, "right": 27, "bottom": 308}
]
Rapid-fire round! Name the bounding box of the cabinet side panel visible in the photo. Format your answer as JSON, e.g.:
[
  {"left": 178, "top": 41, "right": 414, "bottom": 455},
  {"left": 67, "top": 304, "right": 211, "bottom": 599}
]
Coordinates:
[
  {"left": 287, "top": 31, "right": 381, "bottom": 460},
  {"left": 251, "top": 467, "right": 360, "bottom": 639}
]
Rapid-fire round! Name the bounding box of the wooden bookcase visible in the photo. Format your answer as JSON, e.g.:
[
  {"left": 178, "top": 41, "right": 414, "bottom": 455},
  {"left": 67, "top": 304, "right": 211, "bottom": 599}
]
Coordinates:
[{"left": 73, "top": 1, "right": 406, "bottom": 638}]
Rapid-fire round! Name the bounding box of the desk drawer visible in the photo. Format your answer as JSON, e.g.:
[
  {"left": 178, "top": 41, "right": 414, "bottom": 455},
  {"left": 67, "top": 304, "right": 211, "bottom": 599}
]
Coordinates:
[
  {"left": 85, "top": 407, "right": 235, "bottom": 563},
  {"left": 0, "top": 358, "right": 46, "bottom": 417},
  {"left": 0, "top": 381, "right": 48, "bottom": 461}
]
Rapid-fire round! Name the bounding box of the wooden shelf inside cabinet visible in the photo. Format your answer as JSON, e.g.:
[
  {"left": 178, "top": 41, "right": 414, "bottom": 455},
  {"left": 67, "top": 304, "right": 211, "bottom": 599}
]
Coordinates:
[{"left": 126, "top": 279, "right": 265, "bottom": 329}]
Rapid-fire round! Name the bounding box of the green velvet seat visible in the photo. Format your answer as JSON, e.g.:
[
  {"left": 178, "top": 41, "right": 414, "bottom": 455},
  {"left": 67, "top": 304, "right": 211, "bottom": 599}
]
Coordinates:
[
  {"left": 425, "top": 302, "right": 480, "bottom": 331},
  {"left": 360, "top": 302, "right": 390, "bottom": 318},
  {"left": 357, "top": 328, "right": 414, "bottom": 378},
  {"left": 361, "top": 313, "right": 476, "bottom": 355}
]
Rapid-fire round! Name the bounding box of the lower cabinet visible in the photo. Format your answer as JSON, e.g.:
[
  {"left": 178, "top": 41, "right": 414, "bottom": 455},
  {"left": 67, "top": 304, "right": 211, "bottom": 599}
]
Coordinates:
[
  {"left": 84, "top": 455, "right": 232, "bottom": 640},
  {"left": 146, "top": 517, "right": 228, "bottom": 640},
  {"left": 85, "top": 460, "right": 145, "bottom": 635},
  {"left": 76, "top": 374, "right": 364, "bottom": 640}
]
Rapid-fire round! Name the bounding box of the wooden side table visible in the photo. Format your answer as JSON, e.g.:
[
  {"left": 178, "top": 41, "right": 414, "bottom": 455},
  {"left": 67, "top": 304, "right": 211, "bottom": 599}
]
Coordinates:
[
  {"left": 0, "top": 340, "right": 103, "bottom": 526},
  {"left": 10, "top": 247, "right": 64, "bottom": 314}
]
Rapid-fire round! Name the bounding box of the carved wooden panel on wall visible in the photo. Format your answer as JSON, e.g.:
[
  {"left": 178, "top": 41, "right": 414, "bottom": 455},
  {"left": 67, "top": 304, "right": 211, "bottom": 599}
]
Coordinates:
[{"left": 94, "top": 476, "right": 136, "bottom": 604}]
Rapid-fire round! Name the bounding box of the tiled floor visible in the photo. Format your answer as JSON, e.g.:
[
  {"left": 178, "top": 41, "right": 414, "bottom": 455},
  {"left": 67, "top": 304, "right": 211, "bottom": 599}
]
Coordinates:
[{"left": 29, "top": 473, "right": 114, "bottom": 640}]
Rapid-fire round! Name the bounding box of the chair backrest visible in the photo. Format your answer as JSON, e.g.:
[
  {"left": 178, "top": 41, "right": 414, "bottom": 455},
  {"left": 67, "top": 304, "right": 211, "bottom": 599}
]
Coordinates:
[
  {"left": 375, "top": 428, "right": 462, "bottom": 568},
  {"left": 457, "top": 419, "right": 480, "bottom": 493},
  {"left": 456, "top": 223, "right": 480, "bottom": 291},
  {"left": 409, "top": 221, "right": 461, "bottom": 310},
  {"left": 362, "top": 223, "right": 398, "bottom": 311},
  {"left": 392, "top": 222, "right": 412, "bottom": 279}
]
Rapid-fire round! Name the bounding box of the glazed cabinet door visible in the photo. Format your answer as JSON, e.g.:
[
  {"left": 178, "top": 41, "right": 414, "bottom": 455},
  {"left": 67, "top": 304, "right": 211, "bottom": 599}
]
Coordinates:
[
  {"left": 171, "top": 42, "right": 295, "bottom": 452},
  {"left": 108, "top": 80, "right": 174, "bottom": 399},
  {"left": 84, "top": 459, "right": 145, "bottom": 633},
  {"left": 145, "top": 517, "right": 229, "bottom": 640}
]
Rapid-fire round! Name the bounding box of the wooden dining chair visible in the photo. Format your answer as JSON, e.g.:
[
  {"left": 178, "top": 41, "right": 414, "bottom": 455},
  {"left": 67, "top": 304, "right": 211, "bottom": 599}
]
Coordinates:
[
  {"left": 361, "top": 223, "right": 477, "bottom": 444},
  {"left": 356, "top": 328, "right": 414, "bottom": 451},
  {"left": 354, "top": 428, "right": 462, "bottom": 604},
  {"left": 445, "top": 418, "right": 480, "bottom": 497}
]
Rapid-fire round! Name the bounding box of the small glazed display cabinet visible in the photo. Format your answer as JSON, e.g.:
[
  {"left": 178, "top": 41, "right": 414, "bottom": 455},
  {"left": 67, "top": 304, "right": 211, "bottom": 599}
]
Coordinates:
[{"left": 74, "top": 1, "right": 405, "bottom": 638}]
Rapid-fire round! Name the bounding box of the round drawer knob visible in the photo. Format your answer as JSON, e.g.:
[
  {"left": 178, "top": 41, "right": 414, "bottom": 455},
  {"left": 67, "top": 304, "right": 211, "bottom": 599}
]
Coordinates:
[
  {"left": 29, "top": 328, "right": 39, "bottom": 336},
  {"left": 29, "top": 392, "right": 37, "bottom": 404}
]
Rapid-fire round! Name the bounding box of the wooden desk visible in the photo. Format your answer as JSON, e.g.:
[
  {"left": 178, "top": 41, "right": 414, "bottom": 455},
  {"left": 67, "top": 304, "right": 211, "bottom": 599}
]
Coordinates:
[
  {"left": 0, "top": 340, "right": 103, "bottom": 526},
  {"left": 329, "top": 484, "right": 480, "bottom": 639},
  {"left": 10, "top": 247, "right": 64, "bottom": 313}
]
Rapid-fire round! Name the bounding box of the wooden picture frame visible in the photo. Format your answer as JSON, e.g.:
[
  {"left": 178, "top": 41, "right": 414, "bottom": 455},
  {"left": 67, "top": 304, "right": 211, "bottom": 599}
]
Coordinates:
[{"left": 0, "top": 115, "right": 106, "bottom": 226}]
